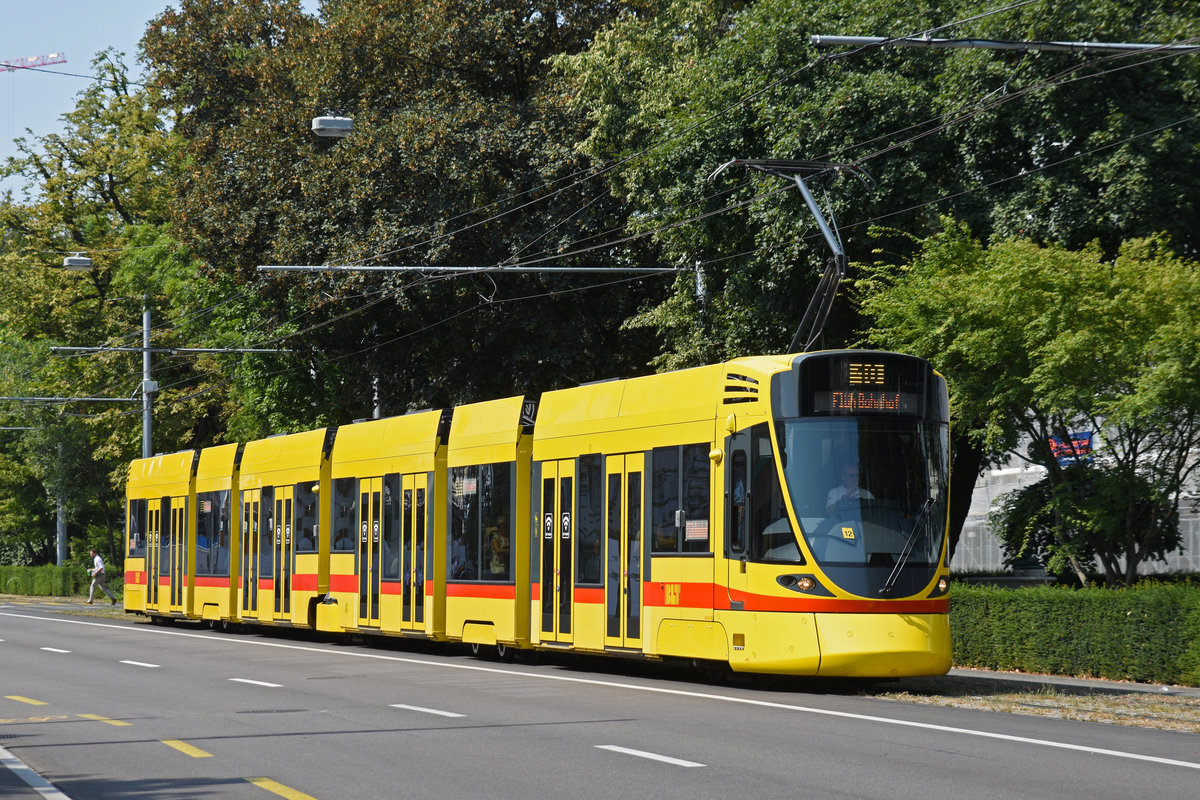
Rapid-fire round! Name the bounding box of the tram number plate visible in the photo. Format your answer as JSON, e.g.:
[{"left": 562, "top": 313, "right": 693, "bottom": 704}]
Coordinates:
[{"left": 841, "top": 526, "right": 856, "bottom": 540}]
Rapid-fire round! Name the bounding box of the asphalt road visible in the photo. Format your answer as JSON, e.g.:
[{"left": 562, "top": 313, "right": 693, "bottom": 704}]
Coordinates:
[{"left": 2, "top": 601, "right": 1199, "bottom": 799}]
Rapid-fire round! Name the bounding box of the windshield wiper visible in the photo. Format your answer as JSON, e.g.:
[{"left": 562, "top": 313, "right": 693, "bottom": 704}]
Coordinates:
[{"left": 879, "top": 498, "right": 935, "bottom": 597}]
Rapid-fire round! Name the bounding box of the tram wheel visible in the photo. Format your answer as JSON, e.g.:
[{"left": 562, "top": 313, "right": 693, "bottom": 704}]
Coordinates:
[
  {"left": 496, "top": 642, "right": 515, "bottom": 663},
  {"left": 470, "top": 642, "right": 482, "bottom": 657}
]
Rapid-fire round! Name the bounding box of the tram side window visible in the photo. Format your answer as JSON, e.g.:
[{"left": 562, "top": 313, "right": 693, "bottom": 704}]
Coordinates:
[
  {"left": 729, "top": 451, "right": 747, "bottom": 555},
  {"left": 651, "top": 444, "right": 711, "bottom": 554},
  {"left": 332, "top": 477, "right": 357, "bottom": 552},
  {"left": 160, "top": 497, "right": 172, "bottom": 556},
  {"left": 127, "top": 499, "right": 147, "bottom": 557},
  {"left": 575, "top": 454, "right": 603, "bottom": 584},
  {"left": 196, "top": 490, "right": 231, "bottom": 576},
  {"left": 294, "top": 482, "right": 319, "bottom": 553},
  {"left": 259, "top": 486, "right": 275, "bottom": 578},
  {"left": 382, "top": 474, "right": 401, "bottom": 579},
  {"left": 728, "top": 423, "right": 802, "bottom": 563},
  {"left": 449, "top": 462, "right": 513, "bottom": 581}
]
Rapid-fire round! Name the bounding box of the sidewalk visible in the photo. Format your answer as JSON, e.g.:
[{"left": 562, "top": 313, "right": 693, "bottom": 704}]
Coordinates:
[{"left": 944, "top": 667, "right": 1200, "bottom": 698}]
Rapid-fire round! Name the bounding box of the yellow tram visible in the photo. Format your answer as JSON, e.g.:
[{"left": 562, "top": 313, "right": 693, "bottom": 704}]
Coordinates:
[{"left": 124, "top": 350, "right": 951, "bottom": 677}]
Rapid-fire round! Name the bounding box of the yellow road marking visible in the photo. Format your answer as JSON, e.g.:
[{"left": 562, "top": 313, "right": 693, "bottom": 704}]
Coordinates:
[
  {"left": 162, "top": 739, "right": 213, "bottom": 758},
  {"left": 5, "top": 696, "right": 47, "bottom": 706},
  {"left": 247, "top": 777, "right": 318, "bottom": 799},
  {"left": 0, "top": 715, "right": 68, "bottom": 724},
  {"left": 78, "top": 714, "right": 132, "bottom": 727}
]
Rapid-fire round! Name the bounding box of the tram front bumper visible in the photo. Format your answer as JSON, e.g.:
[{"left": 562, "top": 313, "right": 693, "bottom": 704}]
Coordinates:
[
  {"left": 719, "top": 610, "right": 951, "bottom": 678},
  {"left": 813, "top": 612, "right": 952, "bottom": 678}
]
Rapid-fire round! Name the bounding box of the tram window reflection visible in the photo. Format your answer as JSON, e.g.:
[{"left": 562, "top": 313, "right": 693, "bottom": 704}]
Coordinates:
[
  {"left": 332, "top": 478, "right": 357, "bottom": 552},
  {"left": 651, "top": 443, "right": 711, "bottom": 554},
  {"left": 195, "top": 490, "right": 231, "bottom": 576},
  {"left": 381, "top": 474, "right": 401, "bottom": 579},
  {"left": 450, "top": 462, "right": 513, "bottom": 582},
  {"left": 259, "top": 486, "right": 275, "bottom": 577},
  {"left": 575, "top": 454, "right": 603, "bottom": 584},
  {"left": 127, "top": 499, "right": 147, "bottom": 557},
  {"left": 294, "top": 482, "right": 319, "bottom": 553}
]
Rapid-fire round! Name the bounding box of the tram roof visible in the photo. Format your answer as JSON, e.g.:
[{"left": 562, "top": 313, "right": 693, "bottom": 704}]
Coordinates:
[
  {"left": 126, "top": 449, "right": 198, "bottom": 494},
  {"left": 330, "top": 409, "right": 445, "bottom": 476}
]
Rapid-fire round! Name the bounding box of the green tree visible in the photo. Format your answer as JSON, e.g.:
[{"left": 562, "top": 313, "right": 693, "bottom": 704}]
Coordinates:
[
  {"left": 860, "top": 221, "right": 1200, "bottom": 585},
  {"left": 0, "top": 52, "right": 227, "bottom": 565},
  {"left": 560, "top": 0, "right": 1199, "bottom": 358},
  {"left": 142, "top": 0, "right": 659, "bottom": 439},
  {"left": 557, "top": 0, "right": 1199, "bottom": 552}
]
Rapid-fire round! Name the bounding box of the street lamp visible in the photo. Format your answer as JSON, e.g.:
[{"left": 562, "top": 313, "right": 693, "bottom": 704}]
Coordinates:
[
  {"left": 311, "top": 115, "right": 353, "bottom": 138},
  {"left": 62, "top": 253, "right": 93, "bottom": 270}
]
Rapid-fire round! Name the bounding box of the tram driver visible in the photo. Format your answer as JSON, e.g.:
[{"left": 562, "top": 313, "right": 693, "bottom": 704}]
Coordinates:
[{"left": 826, "top": 464, "right": 873, "bottom": 516}]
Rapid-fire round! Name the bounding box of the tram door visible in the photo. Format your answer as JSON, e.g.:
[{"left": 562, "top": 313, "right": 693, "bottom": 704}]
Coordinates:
[
  {"left": 240, "top": 489, "right": 260, "bottom": 617},
  {"left": 148, "top": 496, "right": 187, "bottom": 614},
  {"left": 269, "top": 487, "right": 294, "bottom": 622},
  {"left": 146, "top": 498, "right": 163, "bottom": 611},
  {"left": 399, "top": 474, "right": 427, "bottom": 630},
  {"left": 605, "top": 454, "right": 644, "bottom": 650},
  {"left": 167, "top": 497, "right": 187, "bottom": 613},
  {"left": 540, "top": 460, "right": 575, "bottom": 644},
  {"left": 358, "top": 478, "right": 383, "bottom": 628}
]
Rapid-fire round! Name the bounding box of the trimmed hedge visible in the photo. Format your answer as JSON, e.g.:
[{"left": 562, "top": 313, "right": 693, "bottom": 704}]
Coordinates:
[
  {"left": 0, "top": 565, "right": 123, "bottom": 598},
  {"left": 950, "top": 582, "right": 1200, "bottom": 687}
]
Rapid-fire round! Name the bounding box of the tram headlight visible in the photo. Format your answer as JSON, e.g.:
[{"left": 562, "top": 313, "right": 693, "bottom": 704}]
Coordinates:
[
  {"left": 937, "top": 577, "right": 948, "bottom": 593},
  {"left": 777, "top": 573, "right": 830, "bottom": 595}
]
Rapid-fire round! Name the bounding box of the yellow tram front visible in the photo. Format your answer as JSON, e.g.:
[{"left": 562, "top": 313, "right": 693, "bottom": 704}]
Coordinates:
[{"left": 720, "top": 350, "right": 951, "bottom": 677}]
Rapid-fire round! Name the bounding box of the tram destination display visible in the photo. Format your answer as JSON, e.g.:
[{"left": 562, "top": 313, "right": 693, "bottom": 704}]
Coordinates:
[{"left": 800, "top": 353, "right": 927, "bottom": 417}]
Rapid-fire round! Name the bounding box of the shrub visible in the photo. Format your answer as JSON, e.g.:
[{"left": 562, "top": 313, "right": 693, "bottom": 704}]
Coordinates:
[{"left": 950, "top": 581, "right": 1200, "bottom": 686}]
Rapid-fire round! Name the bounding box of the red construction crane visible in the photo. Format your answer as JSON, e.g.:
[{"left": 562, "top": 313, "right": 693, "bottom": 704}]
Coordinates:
[{"left": 1, "top": 52, "right": 67, "bottom": 72}]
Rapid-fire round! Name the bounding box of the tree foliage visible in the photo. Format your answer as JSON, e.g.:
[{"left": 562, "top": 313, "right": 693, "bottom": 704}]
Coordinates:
[
  {"left": 557, "top": 0, "right": 1200, "bottom": 365},
  {"left": 860, "top": 220, "right": 1200, "bottom": 584},
  {"left": 141, "top": 0, "right": 661, "bottom": 437},
  {"left": 0, "top": 53, "right": 226, "bottom": 568}
]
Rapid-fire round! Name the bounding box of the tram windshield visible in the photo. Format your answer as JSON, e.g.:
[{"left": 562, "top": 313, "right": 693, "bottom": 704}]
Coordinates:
[{"left": 779, "top": 415, "right": 948, "bottom": 564}]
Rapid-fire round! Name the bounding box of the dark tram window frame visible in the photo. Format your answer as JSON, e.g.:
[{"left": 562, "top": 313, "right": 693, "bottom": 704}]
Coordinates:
[
  {"left": 574, "top": 454, "right": 604, "bottom": 585},
  {"left": 449, "top": 462, "right": 514, "bottom": 583},
  {"left": 127, "top": 498, "right": 148, "bottom": 558},
  {"left": 651, "top": 444, "right": 712, "bottom": 555},
  {"left": 331, "top": 477, "right": 357, "bottom": 552},
  {"left": 195, "top": 489, "right": 232, "bottom": 577},
  {"left": 294, "top": 481, "right": 319, "bottom": 554}
]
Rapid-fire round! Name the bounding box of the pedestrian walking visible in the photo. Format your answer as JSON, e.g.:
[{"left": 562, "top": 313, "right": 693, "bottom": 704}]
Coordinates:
[{"left": 87, "top": 549, "right": 117, "bottom": 605}]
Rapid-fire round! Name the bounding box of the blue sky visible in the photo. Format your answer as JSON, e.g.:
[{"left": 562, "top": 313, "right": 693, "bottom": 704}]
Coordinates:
[{"left": 1, "top": 0, "right": 319, "bottom": 194}]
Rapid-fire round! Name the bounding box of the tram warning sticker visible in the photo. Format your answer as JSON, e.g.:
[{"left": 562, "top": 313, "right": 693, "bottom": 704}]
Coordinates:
[
  {"left": 685, "top": 519, "right": 708, "bottom": 541},
  {"left": 841, "top": 526, "right": 856, "bottom": 540}
]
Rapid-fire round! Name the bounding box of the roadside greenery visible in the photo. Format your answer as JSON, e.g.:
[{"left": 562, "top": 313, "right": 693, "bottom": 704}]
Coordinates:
[
  {"left": 951, "top": 582, "right": 1200, "bottom": 687},
  {"left": 860, "top": 223, "right": 1200, "bottom": 585},
  {"left": 0, "top": 563, "right": 121, "bottom": 598}
]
